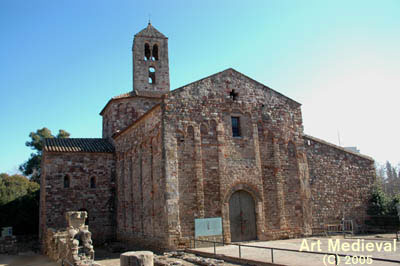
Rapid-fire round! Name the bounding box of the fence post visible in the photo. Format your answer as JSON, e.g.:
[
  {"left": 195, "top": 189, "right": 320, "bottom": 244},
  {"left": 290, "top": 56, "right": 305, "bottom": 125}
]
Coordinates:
[
  {"left": 271, "top": 248, "right": 274, "bottom": 263},
  {"left": 213, "top": 241, "right": 216, "bottom": 254},
  {"left": 194, "top": 238, "right": 196, "bottom": 249},
  {"left": 351, "top": 220, "right": 354, "bottom": 235},
  {"left": 238, "top": 244, "right": 241, "bottom": 258}
]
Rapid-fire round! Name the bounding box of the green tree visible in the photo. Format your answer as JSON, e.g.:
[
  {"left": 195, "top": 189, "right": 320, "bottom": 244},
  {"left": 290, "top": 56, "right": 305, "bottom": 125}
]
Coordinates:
[
  {"left": 386, "top": 161, "right": 399, "bottom": 195},
  {"left": 375, "top": 163, "right": 386, "bottom": 192},
  {"left": 0, "top": 173, "right": 39, "bottom": 205},
  {"left": 366, "top": 184, "right": 400, "bottom": 229},
  {"left": 367, "top": 185, "right": 390, "bottom": 216},
  {"left": 375, "top": 161, "right": 400, "bottom": 196},
  {"left": 0, "top": 173, "right": 40, "bottom": 235},
  {"left": 19, "top": 127, "right": 70, "bottom": 183}
]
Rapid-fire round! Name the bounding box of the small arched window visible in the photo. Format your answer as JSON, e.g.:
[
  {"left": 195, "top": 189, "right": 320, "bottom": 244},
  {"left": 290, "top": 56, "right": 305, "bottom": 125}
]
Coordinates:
[
  {"left": 144, "top": 43, "right": 150, "bottom": 61},
  {"left": 64, "top": 175, "right": 70, "bottom": 188},
  {"left": 152, "top": 44, "right": 159, "bottom": 61},
  {"left": 90, "top": 177, "right": 96, "bottom": 189},
  {"left": 148, "top": 67, "right": 156, "bottom": 84},
  {"left": 231, "top": 117, "right": 241, "bottom": 137}
]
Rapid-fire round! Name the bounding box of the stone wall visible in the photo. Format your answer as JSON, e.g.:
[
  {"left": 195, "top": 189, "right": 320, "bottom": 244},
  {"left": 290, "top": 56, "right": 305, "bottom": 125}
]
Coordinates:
[
  {"left": 0, "top": 236, "right": 17, "bottom": 254},
  {"left": 162, "top": 68, "right": 312, "bottom": 246},
  {"left": 304, "top": 135, "right": 375, "bottom": 230},
  {"left": 101, "top": 96, "right": 161, "bottom": 139},
  {"left": 113, "top": 105, "right": 167, "bottom": 248},
  {"left": 40, "top": 152, "right": 115, "bottom": 245}
]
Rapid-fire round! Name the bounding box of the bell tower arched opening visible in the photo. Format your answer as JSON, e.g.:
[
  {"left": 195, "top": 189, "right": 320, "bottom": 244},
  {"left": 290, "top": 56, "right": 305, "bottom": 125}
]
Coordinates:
[
  {"left": 152, "top": 44, "right": 159, "bottom": 61},
  {"left": 144, "top": 43, "right": 150, "bottom": 61}
]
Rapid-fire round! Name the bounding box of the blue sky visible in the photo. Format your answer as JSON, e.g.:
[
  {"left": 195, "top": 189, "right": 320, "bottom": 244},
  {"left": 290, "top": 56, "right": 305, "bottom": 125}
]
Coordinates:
[{"left": 1, "top": 0, "right": 399, "bottom": 174}]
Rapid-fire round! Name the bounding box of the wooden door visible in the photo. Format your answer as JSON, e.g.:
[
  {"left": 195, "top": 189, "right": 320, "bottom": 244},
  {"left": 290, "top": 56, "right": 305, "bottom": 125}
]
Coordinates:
[{"left": 229, "top": 190, "right": 257, "bottom": 242}]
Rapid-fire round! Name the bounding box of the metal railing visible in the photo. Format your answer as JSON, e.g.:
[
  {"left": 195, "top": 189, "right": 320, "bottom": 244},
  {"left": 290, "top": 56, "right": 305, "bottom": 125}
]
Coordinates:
[
  {"left": 190, "top": 238, "right": 400, "bottom": 265},
  {"left": 324, "top": 220, "right": 354, "bottom": 236}
]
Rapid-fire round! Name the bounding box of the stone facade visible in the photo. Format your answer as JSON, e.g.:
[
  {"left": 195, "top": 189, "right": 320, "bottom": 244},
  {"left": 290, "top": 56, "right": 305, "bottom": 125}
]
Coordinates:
[
  {"left": 113, "top": 105, "right": 167, "bottom": 248},
  {"left": 304, "top": 135, "right": 376, "bottom": 229},
  {"left": 40, "top": 150, "right": 115, "bottom": 244},
  {"left": 40, "top": 23, "right": 375, "bottom": 251},
  {"left": 158, "top": 67, "right": 324, "bottom": 245}
]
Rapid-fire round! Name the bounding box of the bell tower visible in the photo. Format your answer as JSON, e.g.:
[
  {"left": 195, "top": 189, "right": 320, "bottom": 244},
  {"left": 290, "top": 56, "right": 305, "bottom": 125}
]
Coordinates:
[{"left": 132, "top": 23, "right": 170, "bottom": 95}]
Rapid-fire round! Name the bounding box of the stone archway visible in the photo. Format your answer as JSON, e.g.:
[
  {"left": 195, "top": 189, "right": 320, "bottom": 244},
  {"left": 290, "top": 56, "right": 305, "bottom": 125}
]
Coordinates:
[{"left": 229, "top": 190, "right": 257, "bottom": 242}]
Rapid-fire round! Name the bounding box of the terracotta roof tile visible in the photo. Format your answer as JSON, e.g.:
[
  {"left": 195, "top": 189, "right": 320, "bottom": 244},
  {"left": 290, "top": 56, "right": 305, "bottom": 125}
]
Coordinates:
[
  {"left": 100, "top": 91, "right": 163, "bottom": 115},
  {"left": 112, "top": 91, "right": 164, "bottom": 99},
  {"left": 44, "top": 138, "right": 114, "bottom": 153},
  {"left": 112, "top": 91, "right": 135, "bottom": 99}
]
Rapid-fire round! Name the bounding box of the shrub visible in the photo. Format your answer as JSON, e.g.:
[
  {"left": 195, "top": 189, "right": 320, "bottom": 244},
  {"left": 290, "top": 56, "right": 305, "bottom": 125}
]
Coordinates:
[{"left": 366, "top": 185, "right": 400, "bottom": 229}]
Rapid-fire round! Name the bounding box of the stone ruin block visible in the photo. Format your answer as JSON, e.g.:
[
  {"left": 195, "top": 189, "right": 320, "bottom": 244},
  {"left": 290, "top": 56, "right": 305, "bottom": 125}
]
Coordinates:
[
  {"left": 44, "top": 211, "right": 97, "bottom": 266},
  {"left": 66, "top": 211, "right": 88, "bottom": 229}
]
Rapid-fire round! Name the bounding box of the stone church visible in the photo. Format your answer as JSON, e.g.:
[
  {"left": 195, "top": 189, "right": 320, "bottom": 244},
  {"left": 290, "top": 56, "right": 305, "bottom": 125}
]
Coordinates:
[{"left": 40, "top": 23, "right": 376, "bottom": 249}]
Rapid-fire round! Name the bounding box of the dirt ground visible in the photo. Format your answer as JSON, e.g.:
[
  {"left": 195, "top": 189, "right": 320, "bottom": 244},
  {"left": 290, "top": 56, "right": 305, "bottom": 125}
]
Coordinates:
[
  {"left": 3, "top": 234, "right": 398, "bottom": 266},
  {"left": 0, "top": 249, "right": 241, "bottom": 266},
  {"left": 0, "top": 254, "right": 122, "bottom": 266},
  {"left": 0, "top": 252, "right": 57, "bottom": 266}
]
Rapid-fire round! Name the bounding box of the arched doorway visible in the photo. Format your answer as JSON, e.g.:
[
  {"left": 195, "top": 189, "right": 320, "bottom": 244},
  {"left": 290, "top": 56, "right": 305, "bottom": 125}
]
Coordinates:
[{"left": 229, "top": 190, "right": 257, "bottom": 242}]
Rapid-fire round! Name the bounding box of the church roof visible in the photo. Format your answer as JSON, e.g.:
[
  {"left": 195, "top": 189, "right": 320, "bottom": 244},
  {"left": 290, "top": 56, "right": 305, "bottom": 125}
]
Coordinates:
[
  {"left": 112, "top": 90, "right": 165, "bottom": 99},
  {"left": 303, "top": 134, "right": 373, "bottom": 161},
  {"left": 43, "top": 138, "right": 114, "bottom": 153},
  {"left": 99, "top": 90, "right": 163, "bottom": 115},
  {"left": 170, "top": 68, "right": 301, "bottom": 107},
  {"left": 135, "top": 23, "right": 167, "bottom": 39},
  {"left": 112, "top": 91, "right": 135, "bottom": 99}
]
